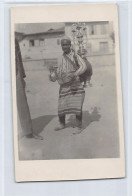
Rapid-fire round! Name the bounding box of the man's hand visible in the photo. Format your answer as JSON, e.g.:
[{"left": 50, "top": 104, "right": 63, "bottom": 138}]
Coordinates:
[
  {"left": 77, "top": 49, "right": 87, "bottom": 58},
  {"left": 49, "top": 72, "right": 57, "bottom": 82}
]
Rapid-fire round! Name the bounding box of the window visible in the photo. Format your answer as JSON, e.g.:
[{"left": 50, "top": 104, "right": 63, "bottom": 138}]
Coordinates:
[
  {"left": 39, "top": 39, "right": 45, "bottom": 46},
  {"left": 35, "top": 40, "right": 39, "bottom": 47},
  {"left": 29, "top": 40, "right": 35, "bottom": 47},
  {"left": 89, "top": 24, "right": 97, "bottom": 35},
  {"left": 57, "top": 39, "right": 60, "bottom": 45},
  {"left": 100, "top": 42, "right": 108, "bottom": 53}
]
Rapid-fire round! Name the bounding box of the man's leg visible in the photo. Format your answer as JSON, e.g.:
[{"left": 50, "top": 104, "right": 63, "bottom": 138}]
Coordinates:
[
  {"left": 55, "top": 115, "right": 66, "bottom": 131},
  {"left": 76, "top": 111, "right": 83, "bottom": 128},
  {"left": 71, "top": 112, "right": 83, "bottom": 134},
  {"left": 59, "top": 115, "right": 65, "bottom": 125}
]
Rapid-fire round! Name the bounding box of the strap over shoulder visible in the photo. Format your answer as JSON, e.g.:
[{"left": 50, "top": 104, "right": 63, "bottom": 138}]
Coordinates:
[{"left": 63, "top": 53, "right": 79, "bottom": 70}]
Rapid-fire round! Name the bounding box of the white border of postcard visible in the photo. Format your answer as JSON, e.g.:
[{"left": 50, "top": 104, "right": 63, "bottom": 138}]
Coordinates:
[{"left": 11, "top": 4, "right": 125, "bottom": 182}]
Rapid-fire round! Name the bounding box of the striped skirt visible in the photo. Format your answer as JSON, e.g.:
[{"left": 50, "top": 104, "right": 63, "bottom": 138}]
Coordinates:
[{"left": 58, "top": 80, "right": 85, "bottom": 117}]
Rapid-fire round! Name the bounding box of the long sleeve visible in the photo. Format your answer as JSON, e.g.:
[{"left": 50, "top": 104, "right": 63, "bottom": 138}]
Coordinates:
[{"left": 74, "top": 54, "right": 87, "bottom": 76}]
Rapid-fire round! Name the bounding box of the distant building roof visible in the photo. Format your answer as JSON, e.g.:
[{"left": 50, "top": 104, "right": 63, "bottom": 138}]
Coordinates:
[
  {"left": 15, "top": 23, "right": 65, "bottom": 34},
  {"left": 15, "top": 32, "right": 25, "bottom": 40},
  {"left": 66, "top": 21, "right": 109, "bottom": 25},
  {"left": 15, "top": 26, "right": 65, "bottom": 38}
]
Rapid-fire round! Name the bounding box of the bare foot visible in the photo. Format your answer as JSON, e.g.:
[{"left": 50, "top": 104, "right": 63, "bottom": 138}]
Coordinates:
[
  {"left": 32, "top": 133, "right": 44, "bottom": 140},
  {"left": 55, "top": 124, "right": 65, "bottom": 131},
  {"left": 72, "top": 126, "right": 83, "bottom": 135}
]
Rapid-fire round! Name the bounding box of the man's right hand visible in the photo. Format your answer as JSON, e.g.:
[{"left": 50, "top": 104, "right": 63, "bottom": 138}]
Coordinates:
[{"left": 49, "top": 72, "right": 57, "bottom": 82}]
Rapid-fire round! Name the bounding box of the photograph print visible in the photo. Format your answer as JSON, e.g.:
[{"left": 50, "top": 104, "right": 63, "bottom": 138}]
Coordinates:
[
  {"left": 11, "top": 4, "right": 125, "bottom": 181},
  {"left": 15, "top": 21, "right": 120, "bottom": 160}
]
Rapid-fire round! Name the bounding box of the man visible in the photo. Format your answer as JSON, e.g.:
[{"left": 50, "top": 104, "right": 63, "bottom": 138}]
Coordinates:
[
  {"left": 50, "top": 36, "right": 87, "bottom": 131},
  {"left": 15, "top": 38, "right": 43, "bottom": 140}
]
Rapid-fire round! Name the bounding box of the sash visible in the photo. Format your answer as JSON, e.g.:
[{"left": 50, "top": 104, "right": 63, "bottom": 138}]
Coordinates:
[
  {"left": 63, "top": 53, "right": 93, "bottom": 79},
  {"left": 63, "top": 53, "right": 79, "bottom": 70}
]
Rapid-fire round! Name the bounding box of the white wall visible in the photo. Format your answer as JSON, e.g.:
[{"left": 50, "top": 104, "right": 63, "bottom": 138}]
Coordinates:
[
  {"left": 19, "top": 37, "right": 63, "bottom": 60},
  {"left": 65, "top": 22, "right": 114, "bottom": 55}
]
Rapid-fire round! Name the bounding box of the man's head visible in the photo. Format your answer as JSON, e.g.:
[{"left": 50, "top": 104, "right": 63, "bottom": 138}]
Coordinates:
[{"left": 61, "top": 36, "right": 71, "bottom": 54}]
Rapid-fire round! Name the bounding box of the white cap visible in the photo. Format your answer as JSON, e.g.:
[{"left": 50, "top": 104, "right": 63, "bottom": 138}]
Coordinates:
[{"left": 61, "top": 35, "right": 71, "bottom": 42}]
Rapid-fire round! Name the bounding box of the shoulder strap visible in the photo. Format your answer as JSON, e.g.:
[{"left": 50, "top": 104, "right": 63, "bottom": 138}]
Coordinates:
[
  {"left": 73, "top": 54, "right": 80, "bottom": 68},
  {"left": 63, "top": 53, "right": 79, "bottom": 70}
]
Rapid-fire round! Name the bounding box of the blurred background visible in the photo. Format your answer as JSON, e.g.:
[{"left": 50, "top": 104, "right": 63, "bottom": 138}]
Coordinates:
[{"left": 15, "top": 21, "right": 115, "bottom": 71}]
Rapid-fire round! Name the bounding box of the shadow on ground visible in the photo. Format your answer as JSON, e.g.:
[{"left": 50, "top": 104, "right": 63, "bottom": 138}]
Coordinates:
[
  {"left": 31, "top": 107, "right": 101, "bottom": 135},
  {"left": 32, "top": 114, "right": 57, "bottom": 134},
  {"left": 67, "top": 106, "right": 101, "bottom": 134}
]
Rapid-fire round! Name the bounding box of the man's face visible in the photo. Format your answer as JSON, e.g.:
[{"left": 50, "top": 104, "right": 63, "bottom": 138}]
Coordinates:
[{"left": 61, "top": 39, "right": 71, "bottom": 54}]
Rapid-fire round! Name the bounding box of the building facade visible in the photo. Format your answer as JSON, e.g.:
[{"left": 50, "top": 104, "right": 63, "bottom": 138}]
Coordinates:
[
  {"left": 65, "top": 21, "right": 114, "bottom": 55},
  {"left": 19, "top": 28, "right": 65, "bottom": 60},
  {"left": 17, "top": 22, "right": 115, "bottom": 67}
]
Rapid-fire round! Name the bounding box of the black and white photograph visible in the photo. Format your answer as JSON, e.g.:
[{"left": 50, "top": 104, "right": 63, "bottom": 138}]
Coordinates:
[
  {"left": 11, "top": 4, "right": 125, "bottom": 181},
  {"left": 15, "top": 21, "right": 119, "bottom": 160}
]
